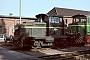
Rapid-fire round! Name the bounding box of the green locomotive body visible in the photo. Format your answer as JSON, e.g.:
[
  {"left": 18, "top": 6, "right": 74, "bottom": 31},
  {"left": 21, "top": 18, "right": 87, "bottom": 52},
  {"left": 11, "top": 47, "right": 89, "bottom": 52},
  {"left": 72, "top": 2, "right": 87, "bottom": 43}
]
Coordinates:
[
  {"left": 20, "top": 22, "right": 46, "bottom": 37},
  {"left": 68, "top": 15, "right": 90, "bottom": 45},
  {"left": 14, "top": 22, "right": 52, "bottom": 48}
]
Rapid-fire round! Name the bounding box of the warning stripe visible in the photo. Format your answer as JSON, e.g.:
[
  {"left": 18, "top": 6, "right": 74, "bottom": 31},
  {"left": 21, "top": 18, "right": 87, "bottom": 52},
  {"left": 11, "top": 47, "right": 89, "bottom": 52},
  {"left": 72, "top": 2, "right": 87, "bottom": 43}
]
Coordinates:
[{"left": 75, "top": 36, "right": 83, "bottom": 43}]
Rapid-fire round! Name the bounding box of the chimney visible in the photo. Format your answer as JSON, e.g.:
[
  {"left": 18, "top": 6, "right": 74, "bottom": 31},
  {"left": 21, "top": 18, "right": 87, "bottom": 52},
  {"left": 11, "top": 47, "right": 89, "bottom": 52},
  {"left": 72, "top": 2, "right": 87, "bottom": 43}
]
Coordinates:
[{"left": 9, "top": 13, "right": 13, "bottom": 17}]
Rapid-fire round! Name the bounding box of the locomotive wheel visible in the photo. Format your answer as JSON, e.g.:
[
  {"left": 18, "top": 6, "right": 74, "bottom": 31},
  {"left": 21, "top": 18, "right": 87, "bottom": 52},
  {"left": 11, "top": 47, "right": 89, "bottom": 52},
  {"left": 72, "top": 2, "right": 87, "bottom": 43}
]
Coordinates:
[
  {"left": 19, "top": 40, "right": 24, "bottom": 48},
  {"left": 10, "top": 38, "right": 13, "bottom": 43},
  {"left": 36, "top": 41, "right": 41, "bottom": 48},
  {"left": 4, "top": 38, "right": 7, "bottom": 44},
  {"left": 32, "top": 41, "right": 42, "bottom": 48}
]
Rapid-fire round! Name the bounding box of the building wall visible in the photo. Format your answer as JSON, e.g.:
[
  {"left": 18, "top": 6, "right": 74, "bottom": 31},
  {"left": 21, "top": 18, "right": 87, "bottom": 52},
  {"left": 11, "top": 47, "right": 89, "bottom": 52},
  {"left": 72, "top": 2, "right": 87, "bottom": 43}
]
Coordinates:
[
  {"left": 64, "top": 18, "right": 72, "bottom": 24},
  {"left": 47, "top": 8, "right": 57, "bottom": 15},
  {"left": 0, "top": 17, "right": 35, "bottom": 36}
]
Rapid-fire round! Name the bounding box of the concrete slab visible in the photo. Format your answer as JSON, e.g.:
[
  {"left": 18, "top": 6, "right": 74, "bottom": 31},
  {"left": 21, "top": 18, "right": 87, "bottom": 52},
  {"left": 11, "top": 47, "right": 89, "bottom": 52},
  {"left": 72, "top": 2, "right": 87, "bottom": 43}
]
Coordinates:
[
  {"left": 0, "top": 47, "right": 42, "bottom": 60},
  {"left": 26, "top": 46, "right": 90, "bottom": 58},
  {"left": 26, "top": 49, "right": 65, "bottom": 57}
]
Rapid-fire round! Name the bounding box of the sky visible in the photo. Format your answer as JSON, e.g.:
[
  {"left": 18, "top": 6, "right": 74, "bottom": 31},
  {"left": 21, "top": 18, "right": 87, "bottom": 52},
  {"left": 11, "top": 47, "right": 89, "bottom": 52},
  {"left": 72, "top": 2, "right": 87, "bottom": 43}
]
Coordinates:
[{"left": 0, "top": 0, "right": 90, "bottom": 18}]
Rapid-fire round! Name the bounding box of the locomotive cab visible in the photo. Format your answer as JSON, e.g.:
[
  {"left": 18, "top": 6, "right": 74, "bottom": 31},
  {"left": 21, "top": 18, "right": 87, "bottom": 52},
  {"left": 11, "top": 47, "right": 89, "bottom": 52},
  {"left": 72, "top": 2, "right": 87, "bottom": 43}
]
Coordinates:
[{"left": 36, "top": 14, "right": 66, "bottom": 36}]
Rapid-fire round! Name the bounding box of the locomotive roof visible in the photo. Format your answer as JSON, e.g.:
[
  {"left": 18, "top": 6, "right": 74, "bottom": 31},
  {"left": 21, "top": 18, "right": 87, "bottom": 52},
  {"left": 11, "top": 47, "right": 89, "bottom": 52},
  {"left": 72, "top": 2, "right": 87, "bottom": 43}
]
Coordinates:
[
  {"left": 72, "top": 14, "right": 86, "bottom": 19},
  {"left": 18, "top": 22, "right": 46, "bottom": 26},
  {"left": 0, "top": 15, "right": 37, "bottom": 20},
  {"left": 36, "top": 14, "right": 48, "bottom": 18}
]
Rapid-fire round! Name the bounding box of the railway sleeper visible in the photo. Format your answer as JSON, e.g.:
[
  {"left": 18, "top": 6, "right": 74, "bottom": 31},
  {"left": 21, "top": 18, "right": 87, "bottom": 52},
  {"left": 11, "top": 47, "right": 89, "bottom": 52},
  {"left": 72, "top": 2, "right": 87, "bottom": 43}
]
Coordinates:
[{"left": 39, "top": 49, "right": 90, "bottom": 59}]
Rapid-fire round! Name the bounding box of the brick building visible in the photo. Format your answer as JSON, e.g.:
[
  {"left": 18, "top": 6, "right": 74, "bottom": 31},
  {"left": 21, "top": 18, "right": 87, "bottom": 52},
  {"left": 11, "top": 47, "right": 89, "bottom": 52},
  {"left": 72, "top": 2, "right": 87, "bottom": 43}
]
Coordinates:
[
  {"left": 47, "top": 7, "right": 90, "bottom": 24},
  {"left": 0, "top": 15, "right": 36, "bottom": 36}
]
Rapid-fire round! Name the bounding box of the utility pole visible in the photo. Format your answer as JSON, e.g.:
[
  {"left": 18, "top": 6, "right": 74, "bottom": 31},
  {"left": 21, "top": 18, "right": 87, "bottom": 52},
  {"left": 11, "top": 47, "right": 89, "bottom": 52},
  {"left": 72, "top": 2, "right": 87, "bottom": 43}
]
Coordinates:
[{"left": 20, "top": 0, "right": 22, "bottom": 24}]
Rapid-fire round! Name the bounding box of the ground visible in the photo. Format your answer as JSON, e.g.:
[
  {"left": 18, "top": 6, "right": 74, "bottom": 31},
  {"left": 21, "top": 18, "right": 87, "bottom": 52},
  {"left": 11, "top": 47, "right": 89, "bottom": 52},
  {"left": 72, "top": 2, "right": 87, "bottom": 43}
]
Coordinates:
[{"left": 0, "top": 41, "right": 90, "bottom": 60}]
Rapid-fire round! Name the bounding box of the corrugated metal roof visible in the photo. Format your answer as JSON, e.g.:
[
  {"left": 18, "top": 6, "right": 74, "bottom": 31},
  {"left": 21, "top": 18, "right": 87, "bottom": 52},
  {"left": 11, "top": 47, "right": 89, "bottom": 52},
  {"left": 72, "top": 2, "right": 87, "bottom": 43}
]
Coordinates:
[
  {"left": 47, "top": 7, "right": 90, "bottom": 16},
  {"left": 0, "top": 15, "right": 37, "bottom": 20}
]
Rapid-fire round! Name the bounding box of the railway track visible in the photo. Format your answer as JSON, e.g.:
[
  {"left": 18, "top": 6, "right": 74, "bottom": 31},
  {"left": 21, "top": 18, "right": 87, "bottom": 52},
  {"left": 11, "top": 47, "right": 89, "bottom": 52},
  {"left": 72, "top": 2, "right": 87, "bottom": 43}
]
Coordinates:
[
  {"left": 1, "top": 42, "right": 90, "bottom": 60},
  {"left": 39, "top": 50, "right": 90, "bottom": 60}
]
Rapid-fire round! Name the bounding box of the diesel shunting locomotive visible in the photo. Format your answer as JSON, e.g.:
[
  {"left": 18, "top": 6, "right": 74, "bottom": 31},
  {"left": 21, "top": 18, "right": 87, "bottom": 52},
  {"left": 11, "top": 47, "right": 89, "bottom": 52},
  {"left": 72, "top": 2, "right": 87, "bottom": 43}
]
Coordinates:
[
  {"left": 12, "top": 14, "right": 66, "bottom": 48},
  {"left": 69, "top": 15, "right": 90, "bottom": 43}
]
